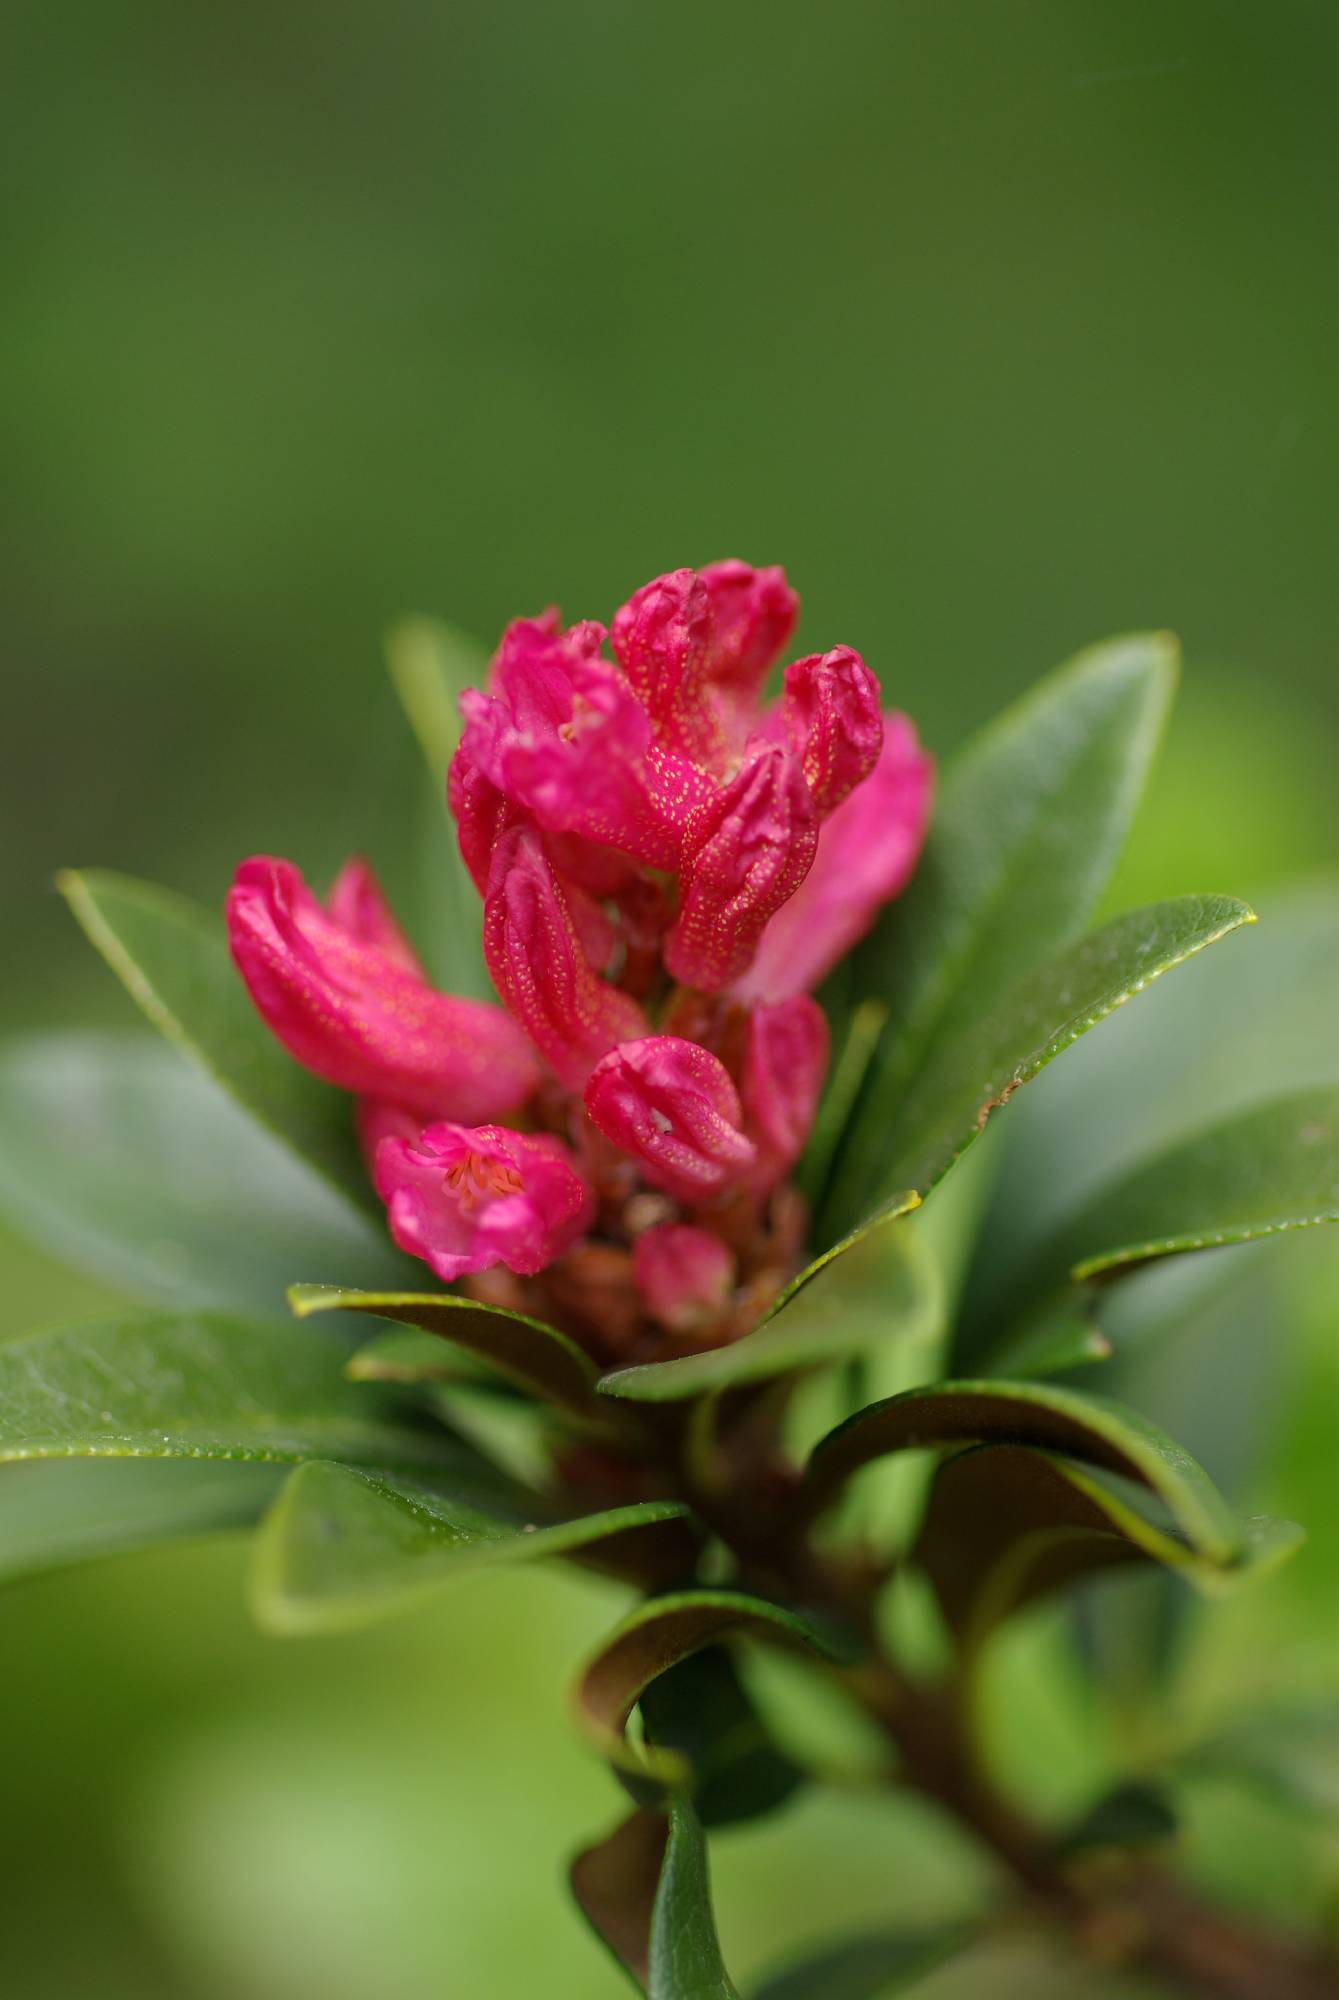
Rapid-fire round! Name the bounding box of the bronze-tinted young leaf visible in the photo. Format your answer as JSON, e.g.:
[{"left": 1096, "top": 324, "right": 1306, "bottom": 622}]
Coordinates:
[
  {"left": 570, "top": 1810, "right": 668, "bottom": 1993},
  {"left": 801, "top": 1378, "right": 1241, "bottom": 1560},
  {"left": 290, "top": 1283, "right": 601, "bottom": 1417},
  {"left": 0, "top": 1033, "right": 413, "bottom": 1312},
  {"left": 573, "top": 1590, "right": 853, "bottom": 1792},
  {"left": 597, "top": 1196, "right": 937, "bottom": 1405},
  {"left": 59, "top": 869, "right": 376, "bottom": 1216},
  {"left": 821, "top": 635, "right": 1176, "bottom": 1239},
  {"left": 0, "top": 1310, "right": 464, "bottom": 1472},
  {"left": 750, "top": 1925, "right": 971, "bottom": 2000},
  {"left": 639, "top": 1646, "right": 804, "bottom": 1829},
  {"left": 648, "top": 1796, "right": 740, "bottom": 2000},
  {"left": 0, "top": 1457, "right": 282, "bottom": 1588},
  {"left": 249, "top": 1459, "right": 699, "bottom": 1635}
]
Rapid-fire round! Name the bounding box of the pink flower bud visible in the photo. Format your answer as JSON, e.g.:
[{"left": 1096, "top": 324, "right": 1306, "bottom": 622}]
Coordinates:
[
  {"left": 609, "top": 567, "right": 716, "bottom": 761},
  {"left": 664, "top": 745, "right": 818, "bottom": 992},
  {"left": 227, "top": 856, "right": 540, "bottom": 1122},
  {"left": 741, "top": 996, "right": 830, "bottom": 1195},
  {"left": 780, "top": 647, "right": 883, "bottom": 815},
  {"left": 583, "top": 1036, "right": 756, "bottom": 1203},
  {"left": 736, "top": 712, "right": 934, "bottom": 1002},
  {"left": 632, "top": 1223, "right": 736, "bottom": 1335},
  {"left": 699, "top": 560, "right": 798, "bottom": 696},
  {"left": 325, "top": 856, "right": 425, "bottom": 978},
  {"left": 372, "top": 1121, "right": 594, "bottom": 1281},
  {"left": 482, "top": 825, "right": 647, "bottom": 1089},
  {"left": 448, "top": 744, "right": 515, "bottom": 897}
]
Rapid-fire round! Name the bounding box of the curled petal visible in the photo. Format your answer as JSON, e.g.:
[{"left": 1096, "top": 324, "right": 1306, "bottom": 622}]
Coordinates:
[
  {"left": 448, "top": 744, "right": 515, "bottom": 897},
  {"left": 632, "top": 1223, "right": 736, "bottom": 1336},
  {"left": 664, "top": 746, "right": 818, "bottom": 992},
  {"left": 782, "top": 647, "right": 883, "bottom": 814},
  {"left": 373, "top": 1122, "right": 594, "bottom": 1282},
  {"left": 482, "top": 825, "right": 647, "bottom": 1089},
  {"left": 584, "top": 1036, "right": 756, "bottom": 1204},
  {"left": 742, "top": 996, "right": 830, "bottom": 1195},
  {"left": 326, "top": 856, "right": 425, "bottom": 978},
  {"left": 609, "top": 567, "right": 719, "bottom": 763},
  {"left": 736, "top": 713, "right": 934, "bottom": 1002},
  {"left": 699, "top": 560, "right": 798, "bottom": 697},
  {"left": 227, "top": 856, "right": 539, "bottom": 1121}
]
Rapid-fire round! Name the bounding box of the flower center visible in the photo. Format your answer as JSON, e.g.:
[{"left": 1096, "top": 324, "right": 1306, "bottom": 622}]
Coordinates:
[{"left": 444, "top": 1152, "right": 524, "bottom": 1211}]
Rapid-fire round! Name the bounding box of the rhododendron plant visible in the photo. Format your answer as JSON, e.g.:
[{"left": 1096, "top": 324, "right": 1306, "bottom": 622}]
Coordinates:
[{"left": 5, "top": 564, "right": 1339, "bottom": 2000}]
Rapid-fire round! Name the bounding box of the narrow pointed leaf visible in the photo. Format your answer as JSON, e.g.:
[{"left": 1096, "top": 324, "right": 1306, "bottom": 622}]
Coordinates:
[
  {"left": 290, "top": 1284, "right": 601, "bottom": 1417},
  {"left": 0, "top": 1033, "right": 414, "bottom": 1311},
  {"left": 598, "top": 1195, "right": 937, "bottom": 1404},
  {"left": 249, "top": 1459, "right": 699, "bottom": 1634},
  {"left": 0, "top": 1310, "right": 469, "bottom": 1472},
  {"left": 823, "top": 634, "right": 1176, "bottom": 1237},
  {"left": 649, "top": 1796, "right": 740, "bottom": 2000},
  {"left": 0, "top": 1458, "right": 282, "bottom": 1587},
  {"left": 573, "top": 1590, "right": 853, "bottom": 1791},
  {"left": 60, "top": 869, "right": 376, "bottom": 1215},
  {"left": 802, "top": 1378, "right": 1240, "bottom": 1560},
  {"left": 751, "top": 1926, "right": 971, "bottom": 2000},
  {"left": 345, "top": 1327, "right": 495, "bottom": 1386}
]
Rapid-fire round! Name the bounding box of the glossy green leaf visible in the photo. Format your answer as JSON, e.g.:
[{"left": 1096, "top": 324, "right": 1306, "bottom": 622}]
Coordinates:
[
  {"left": 913, "top": 1443, "right": 1299, "bottom": 1651},
  {"left": 385, "top": 616, "right": 493, "bottom": 1001},
  {"left": 649, "top": 1796, "right": 740, "bottom": 2000},
  {"left": 750, "top": 1926, "right": 970, "bottom": 2000},
  {"left": 802, "top": 1378, "right": 1241, "bottom": 1560},
  {"left": 822, "top": 634, "right": 1176, "bottom": 1239},
  {"left": 0, "top": 1310, "right": 467, "bottom": 1472},
  {"left": 573, "top": 1589, "right": 854, "bottom": 1791},
  {"left": 290, "top": 1283, "right": 601, "bottom": 1417},
  {"left": 0, "top": 1457, "right": 281, "bottom": 1587},
  {"left": 598, "top": 1195, "right": 938, "bottom": 1405},
  {"left": 249, "top": 1459, "right": 699, "bottom": 1634},
  {"left": 345, "top": 1326, "right": 494, "bottom": 1386},
  {"left": 640, "top": 1646, "right": 804, "bottom": 1829},
  {"left": 851, "top": 894, "right": 1254, "bottom": 1206},
  {"left": 0, "top": 1033, "right": 414, "bottom": 1312},
  {"left": 60, "top": 868, "right": 376, "bottom": 1215}
]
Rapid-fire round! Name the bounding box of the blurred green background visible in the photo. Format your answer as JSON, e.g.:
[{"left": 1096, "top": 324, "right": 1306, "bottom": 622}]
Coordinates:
[{"left": 3, "top": 2, "right": 1336, "bottom": 1994}]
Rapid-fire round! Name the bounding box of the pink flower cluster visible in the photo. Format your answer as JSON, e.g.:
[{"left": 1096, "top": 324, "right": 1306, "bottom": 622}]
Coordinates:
[{"left": 228, "top": 563, "right": 931, "bottom": 1355}]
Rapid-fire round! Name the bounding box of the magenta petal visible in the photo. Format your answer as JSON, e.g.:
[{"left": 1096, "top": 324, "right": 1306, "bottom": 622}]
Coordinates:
[
  {"left": 782, "top": 647, "right": 884, "bottom": 815},
  {"left": 736, "top": 713, "right": 934, "bottom": 1002},
  {"left": 583, "top": 1036, "right": 756, "bottom": 1204},
  {"left": 664, "top": 745, "right": 818, "bottom": 992},
  {"left": 632, "top": 1223, "right": 736, "bottom": 1335},
  {"left": 325, "top": 856, "right": 426, "bottom": 979},
  {"left": 373, "top": 1122, "right": 594, "bottom": 1281},
  {"left": 742, "top": 996, "right": 830, "bottom": 1195},
  {"left": 609, "top": 567, "right": 719, "bottom": 764},
  {"left": 226, "top": 856, "right": 540, "bottom": 1122},
  {"left": 482, "top": 825, "right": 647, "bottom": 1089}
]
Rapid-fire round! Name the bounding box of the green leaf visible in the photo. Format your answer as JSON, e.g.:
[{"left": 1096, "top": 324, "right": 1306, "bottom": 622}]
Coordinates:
[
  {"left": 384, "top": 617, "right": 493, "bottom": 1000},
  {"left": 573, "top": 1590, "right": 854, "bottom": 1793},
  {"left": 649, "top": 1796, "right": 740, "bottom": 2000},
  {"left": 0, "top": 1033, "right": 414, "bottom": 1312},
  {"left": 0, "top": 1457, "right": 281, "bottom": 1587},
  {"left": 1180, "top": 1704, "right": 1339, "bottom": 1822},
  {"left": 290, "top": 1283, "right": 601, "bottom": 1417},
  {"left": 912, "top": 1443, "right": 1298, "bottom": 1651},
  {"left": 995, "top": 1313, "right": 1112, "bottom": 1379},
  {"left": 0, "top": 1310, "right": 469, "bottom": 1472},
  {"left": 345, "top": 1327, "right": 494, "bottom": 1386},
  {"left": 640, "top": 1646, "right": 804, "bottom": 1829},
  {"left": 59, "top": 868, "right": 376, "bottom": 1216},
  {"left": 852, "top": 894, "right": 1254, "bottom": 1205},
  {"left": 248, "top": 1459, "right": 699, "bottom": 1635},
  {"left": 750, "top": 1926, "right": 970, "bottom": 2000},
  {"left": 1055, "top": 1781, "right": 1179, "bottom": 1859},
  {"left": 801, "top": 1378, "right": 1242, "bottom": 1560},
  {"left": 822, "top": 634, "right": 1176, "bottom": 1238},
  {"left": 598, "top": 1195, "right": 939, "bottom": 1405}
]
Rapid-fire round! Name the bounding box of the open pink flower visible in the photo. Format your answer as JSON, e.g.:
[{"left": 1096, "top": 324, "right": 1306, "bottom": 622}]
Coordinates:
[
  {"left": 735, "top": 714, "right": 934, "bottom": 1002},
  {"left": 372, "top": 1122, "right": 594, "bottom": 1281},
  {"left": 227, "top": 856, "right": 539, "bottom": 1122},
  {"left": 742, "top": 996, "right": 830, "bottom": 1196},
  {"left": 632, "top": 1224, "right": 736, "bottom": 1335},
  {"left": 584, "top": 1036, "right": 756, "bottom": 1204}
]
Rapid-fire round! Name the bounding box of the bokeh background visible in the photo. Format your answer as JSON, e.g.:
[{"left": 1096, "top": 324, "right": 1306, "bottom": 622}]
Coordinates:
[{"left": 3, "top": 3, "right": 1337, "bottom": 1994}]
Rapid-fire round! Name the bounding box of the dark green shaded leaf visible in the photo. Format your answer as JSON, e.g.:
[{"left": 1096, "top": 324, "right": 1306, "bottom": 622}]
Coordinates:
[
  {"left": 290, "top": 1283, "right": 601, "bottom": 1417},
  {"left": 640, "top": 1646, "right": 804, "bottom": 1829},
  {"left": 0, "top": 1457, "right": 281, "bottom": 1587},
  {"left": 751, "top": 1926, "right": 970, "bottom": 2000},
  {"left": 0, "top": 1310, "right": 464, "bottom": 1471},
  {"left": 598, "top": 1195, "right": 937, "bottom": 1405},
  {"left": 249, "top": 1458, "right": 699, "bottom": 1634},
  {"left": 60, "top": 868, "right": 376, "bottom": 1215},
  {"left": 802, "top": 1378, "right": 1241, "bottom": 1559},
  {"left": 851, "top": 894, "right": 1254, "bottom": 1206},
  {"left": 1056, "top": 1782, "right": 1179, "bottom": 1859},
  {"left": 573, "top": 1590, "right": 854, "bottom": 1791},
  {"left": 0, "top": 1033, "right": 414, "bottom": 1311},
  {"left": 822, "top": 635, "right": 1176, "bottom": 1239},
  {"left": 649, "top": 1796, "right": 740, "bottom": 2000}
]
